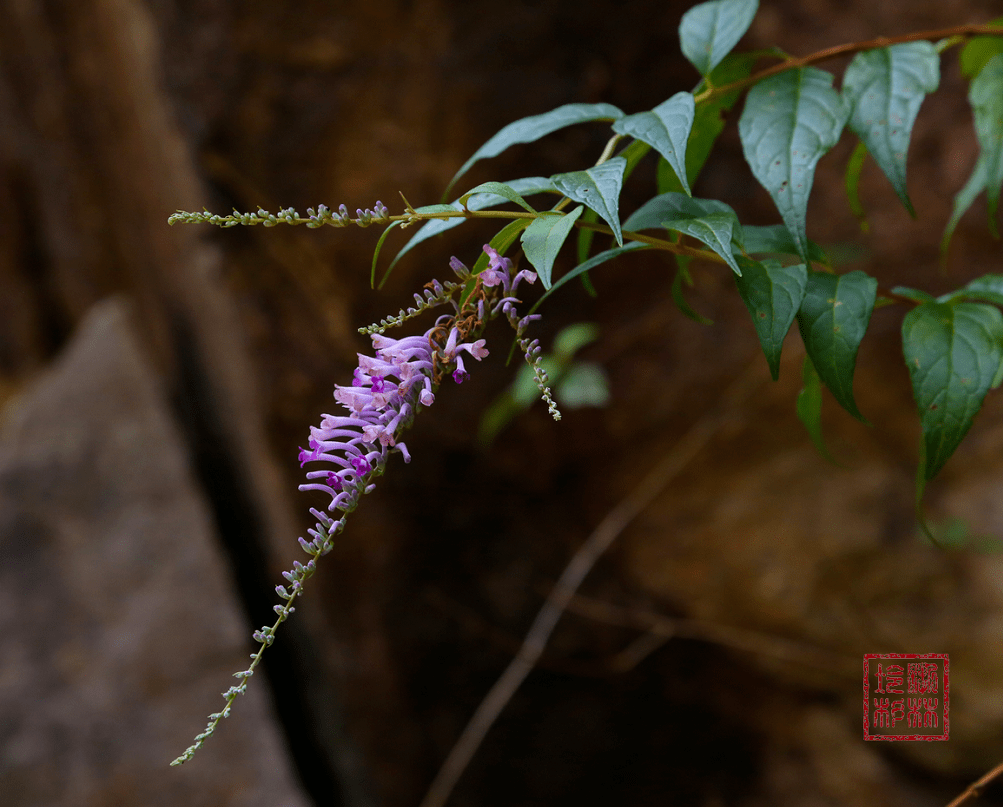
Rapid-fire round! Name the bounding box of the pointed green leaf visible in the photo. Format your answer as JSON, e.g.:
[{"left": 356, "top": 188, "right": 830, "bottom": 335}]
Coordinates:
[
  {"left": 465, "top": 177, "right": 557, "bottom": 207},
  {"left": 941, "top": 155, "right": 989, "bottom": 259},
  {"left": 844, "top": 139, "right": 871, "bottom": 230},
  {"left": 960, "top": 17, "right": 1003, "bottom": 79},
  {"left": 613, "top": 92, "right": 695, "bottom": 196},
  {"left": 413, "top": 204, "right": 459, "bottom": 215},
  {"left": 842, "top": 42, "right": 940, "bottom": 216},
  {"left": 741, "top": 224, "right": 829, "bottom": 265},
  {"left": 530, "top": 241, "right": 650, "bottom": 313},
  {"left": 662, "top": 212, "right": 743, "bottom": 275},
  {"left": 387, "top": 203, "right": 464, "bottom": 272},
  {"left": 459, "top": 181, "right": 538, "bottom": 213},
  {"left": 658, "top": 52, "right": 760, "bottom": 196},
  {"left": 552, "top": 323, "right": 601, "bottom": 360},
  {"left": 372, "top": 221, "right": 402, "bottom": 287},
  {"left": 576, "top": 207, "right": 600, "bottom": 263},
  {"left": 796, "top": 269, "right": 877, "bottom": 421},
  {"left": 969, "top": 52, "right": 1003, "bottom": 235},
  {"left": 654, "top": 56, "right": 777, "bottom": 206},
  {"left": 903, "top": 301, "right": 1003, "bottom": 479},
  {"left": 389, "top": 177, "right": 557, "bottom": 272},
  {"left": 624, "top": 191, "right": 736, "bottom": 232},
  {"left": 555, "top": 362, "right": 610, "bottom": 409},
  {"left": 444, "top": 103, "right": 624, "bottom": 198},
  {"left": 551, "top": 158, "right": 626, "bottom": 246},
  {"left": 679, "top": 0, "right": 759, "bottom": 77},
  {"left": 739, "top": 67, "right": 849, "bottom": 263},
  {"left": 520, "top": 206, "right": 584, "bottom": 289},
  {"left": 671, "top": 265, "right": 713, "bottom": 324},
  {"left": 383, "top": 204, "right": 464, "bottom": 278},
  {"left": 574, "top": 139, "right": 649, "bottom": 277},
  {"left": 961, "top": 273, "right": 1003, "bottom": 306},
  {"left": 892, "top": 285, "right": 937, "bottom": 304},
  {"left": 797, "top": 354, "right": 835, "bottom": 462},
  {"left": 623, "top": 192, "right": 743, "bottom": 273},
  {"left": 734, "top": 256, "right": 807, "bottom": 379}
]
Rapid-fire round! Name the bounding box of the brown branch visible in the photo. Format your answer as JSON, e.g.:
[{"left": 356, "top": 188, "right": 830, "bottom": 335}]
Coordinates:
[
  {"left": 417, "top": 360, "right": 766, "bottom": 807},
  {"left": 695, "top": 23, "right": 1003, "bottom": 105},
  {"left": 946, "top": 759, "right": 1003, "bottom": 807}
]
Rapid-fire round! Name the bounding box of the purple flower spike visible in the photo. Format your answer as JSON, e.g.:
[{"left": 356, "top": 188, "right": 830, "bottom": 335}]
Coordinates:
[
  {"left": 297, "top": 244, "right": 536, "bottom": 521},
  {"left": 176, "top": 239, "right": 552, "bottom": 767}
]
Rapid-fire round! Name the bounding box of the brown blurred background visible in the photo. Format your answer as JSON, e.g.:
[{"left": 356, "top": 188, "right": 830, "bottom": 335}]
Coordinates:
[{"left": 2, "top": 1, "right": 1003, "bottom": 806}]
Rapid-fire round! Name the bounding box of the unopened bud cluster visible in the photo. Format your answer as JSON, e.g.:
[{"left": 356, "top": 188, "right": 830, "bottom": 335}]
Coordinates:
[
  {"left": 168, "top": 201, "right": 391, "bottom": 229},
  {"left": 360, "top": 276, "right": 466, "bottom": 335}
]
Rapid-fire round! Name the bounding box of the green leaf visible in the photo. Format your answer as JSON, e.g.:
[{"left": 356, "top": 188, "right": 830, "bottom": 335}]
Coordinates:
[
  {"left": 622, "top": 192, "right": 743, "bottom": 272},
  {"left": 520, "top": 206, "right": 584, "bottom": 289},
  {"left": 797, "top": 355, "right": 835, "bottom": 462},
  {"left": 961, "top": 273, "right": 1003, "bottom": 306},
  {"left": 613, "top": 92, "right": 695, "bottom": 196},
  {"left": 679, "top": 0, "right": 759, "bottom": 77},
  {"left": 960, "top": 17, "right": 1003, "bottom": 79},
  {"left": 443, "top": 103, "right": 625, "bottom": 199},
  {"left": 969, "top": 53, "right": 1003, "bottom": 236},
  {"left": 459, "top": 181, "right": 538, "bottom": 213},
  {"left": 941, "top": 155, "right": 989, "bottom": 259},
  {"left": 389, "top": 177, "right": 556, "bottom": 272},
  {"left": 671, "top": 264, "right": 713, "bottom": 324},
  {"left": 624, "top": 191, "right": 737, "bottom": 232},
  {"left": 739, "top": 67, "right": 849, "bottom": 263},
  {"left": 465, "top": 177, "right": 556, "bottom": 207},
  {"left": 741, "top": 224, "right": 829, "bottom": 265},
  {"left": 575, "top": 207, "right": 600, "bottom": 296},
  {"left": 796, "top": 269, "right": 877, "bottom": 421},
  {"left": 530, "top": 241, "right": 650, "bottom": 314},
  {"left": 552, "top": 322, "right": 601, "bottom": 359},
  {"left": 662, "top": 211, "right": 743, "bottom": 275},
  {"left": 576, "top": 207, "right": 600, "bottom": 263},
  {"left": 842, "top": 42, "right": 940, "bottom": 217},
  {"left": 413, "top": 204, "right": 458, "bottom": 215},
  {"left": 613, "top": 137, "right": 655, "bottom": 190},
  {"left": 734, "top": 256, "right": 807, "bottom": 379},
  {"left": 844, "top": 140, "right": 870, "bottom": 231},
  {"left": 556, "top": 362, "right": 610, "bottom": 408},
  {"left": 551, "top": 158, "right": 627, "bottom": 246},
  {"left": 891, "top": 285, "right": 937, "bottom": 304},
  {"left": 656, "top": 156, "right": 679, "bottom": 195},
  {"left": 902, "top": 301, "right": 1003, "bottom": 479},
  {"left": 576, "top": 138, "right": 650, "bottom": 276},
  {"left": 372, "top": 221, "right": 402, "bottom": 287},
  {"left": 660, "top": 52, "right": 760, "bottom": 197}
]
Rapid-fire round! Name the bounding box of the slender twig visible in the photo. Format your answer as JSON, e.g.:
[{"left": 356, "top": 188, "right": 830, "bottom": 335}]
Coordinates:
[
  {"left": 564, "top": 593, "right": 857, "bottom": 675},
  {"left": 695, "top": 23, "right": 1003, "bottom": 105},
  {"left": 417, "top": 361, "right": 765, "bottom": 807},
  {"left": 946, "top": 759, "right": 1003, "bottom": 807}
]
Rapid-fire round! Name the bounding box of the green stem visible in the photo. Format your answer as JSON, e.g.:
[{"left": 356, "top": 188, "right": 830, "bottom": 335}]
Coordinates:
[{"left": 392, "top": 207, "right": 724, "bottom": 263}]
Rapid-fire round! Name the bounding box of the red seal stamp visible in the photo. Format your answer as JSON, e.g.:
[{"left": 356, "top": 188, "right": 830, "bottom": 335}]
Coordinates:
[{"left": 863, "top": 653, "right": 948, "bottom": 741}]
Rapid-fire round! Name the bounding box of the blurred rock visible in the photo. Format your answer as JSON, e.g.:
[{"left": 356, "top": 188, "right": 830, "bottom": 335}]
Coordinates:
[{"left": 0, "top": 297, "right": 308, "bottom": 807}]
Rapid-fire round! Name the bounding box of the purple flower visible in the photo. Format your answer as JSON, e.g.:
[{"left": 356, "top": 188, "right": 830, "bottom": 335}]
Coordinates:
[
  {"left": 298, "top": 300, "right": 491, "bottom": 512},
  {"left": 297, "top": 243, "right": 541, "bottom": 520}
]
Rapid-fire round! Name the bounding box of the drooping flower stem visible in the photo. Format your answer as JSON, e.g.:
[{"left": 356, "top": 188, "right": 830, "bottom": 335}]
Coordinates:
[{"left": 172, "top": 244, "right": 545, "bottom": 765}]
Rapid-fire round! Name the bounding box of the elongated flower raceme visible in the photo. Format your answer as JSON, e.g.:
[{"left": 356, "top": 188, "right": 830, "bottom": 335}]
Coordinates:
[{"left": 173, "top": 245, "right": 544, "bottom": 765}]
